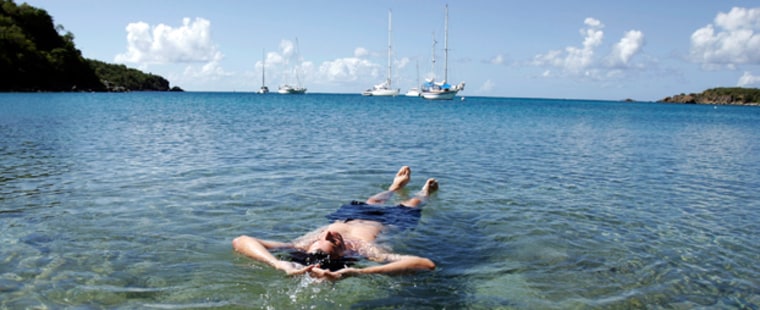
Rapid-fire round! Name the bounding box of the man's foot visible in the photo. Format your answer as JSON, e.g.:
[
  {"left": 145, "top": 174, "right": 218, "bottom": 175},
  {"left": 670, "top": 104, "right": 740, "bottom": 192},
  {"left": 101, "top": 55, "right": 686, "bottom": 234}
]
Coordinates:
[
  {"left": 420, "top": 178, "right": 438, "bottom": 196},
  {"left": 398, "top": 178, "right": 438, "bottom": 208},
  {"left": 388, "top": 166, "right": 411, "bottom": 191}
]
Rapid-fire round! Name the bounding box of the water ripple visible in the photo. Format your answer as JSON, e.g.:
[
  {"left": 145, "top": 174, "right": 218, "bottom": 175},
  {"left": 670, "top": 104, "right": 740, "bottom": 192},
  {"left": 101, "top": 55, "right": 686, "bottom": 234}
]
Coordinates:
[{"left": 0, "top": 94, "right": 758, "bottom": 308}]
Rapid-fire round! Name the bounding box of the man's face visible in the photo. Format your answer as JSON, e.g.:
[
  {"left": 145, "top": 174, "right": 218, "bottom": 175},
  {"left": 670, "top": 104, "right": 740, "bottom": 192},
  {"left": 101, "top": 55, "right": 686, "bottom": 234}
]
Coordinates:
[{"left": 308, "top": 231, "right": 345, "bottom": 258}]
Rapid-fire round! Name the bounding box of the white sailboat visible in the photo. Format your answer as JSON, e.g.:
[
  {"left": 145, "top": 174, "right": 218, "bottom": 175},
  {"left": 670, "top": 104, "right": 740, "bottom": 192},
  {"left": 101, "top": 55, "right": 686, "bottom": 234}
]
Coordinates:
[
  {"left": 277, "top": 84, "right": 306, "bottom": 94},
  {"left": 404, "top": 88, "right": 421, "bottom": 97},
  {"left": 421, "top": 4, "right": 465, "bottom": 100},
  {"left": 279, "top": 38, "right": 307, "bottom": 94},
  {"left": 363, "top": 10, "right": 399, "bottom": 96},
  {"left": 258, "top": 49, "right": 269, "bottom": 94}
]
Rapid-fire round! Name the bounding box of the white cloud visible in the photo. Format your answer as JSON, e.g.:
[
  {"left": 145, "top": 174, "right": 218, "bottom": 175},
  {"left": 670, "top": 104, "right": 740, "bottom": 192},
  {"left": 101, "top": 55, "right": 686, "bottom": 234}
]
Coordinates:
[
  {"left": 318, "top": 57, "right": 379, "bottom": 82},
  {"left": 249, "top": 40, "right": 304, "bottom": 86},
  {"left": 570, "top": 18, "right": 604, "bottom": 72},
  {"left": 265, "top": 51, "right": 285, "bottom": 66},
  {"left": 533, "top": 50, "right": 563, "bottom": 67},
  {"left": 715, "top": 7, "right": 760, "bottom": 31},
  {"left": 115, "top": 17, "right": 222, "bottom": 65},
  {"left": 584, "top": 17, "right": 603, "bottom": 28},
  {"left": 254, "top": 43, "right": 296, "bottom": 70},
  {"left": 609, "top": 30, "right": 644, "bottom": 67},
  {"left": 113, "top": 17, "right": 233, "bottom": 88},
  {"left": 354, "top": 47, "right": 369, "bottom": 58},
  {"left": 395, "top": 57, "right": 410, "bottom": 69},
  {"left": 690, "top": 7, "right": 760, "bottom": 68},
  {"left": 738, "top": 71, "right": 760, "bottom": 86},
  {"left": 279, "top": 39, "right": 295, "bottom": 59},
  {"left": 312, "top": 47, "right": 411, "bottom": 85},
  {"left": 532, "top": 17, "right": 645, "bottom": 79},
  {"left": 258, "top": 41, "right": 404, "bottom": 89},
  {"left": 183, "top": 58, "right": 228, "bottom": 79},
  {"left": 490, "top": 54, "right": 504, "bottom": 65},
  {"left": 257, "top": 40, "right": 296, "bottom": 70},
  {"left": 532, "top": 17, "right": 604, "bottom": 75},
  {"left": 479, "top": 79, "right": 495, "bottom": 92},
  {"left": 249, "top": 41, "right": 382, "bottom": 89}
]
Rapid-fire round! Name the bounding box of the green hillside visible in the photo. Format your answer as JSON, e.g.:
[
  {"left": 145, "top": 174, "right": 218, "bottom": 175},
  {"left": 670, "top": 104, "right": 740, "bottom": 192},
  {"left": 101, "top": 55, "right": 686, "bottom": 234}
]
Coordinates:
[{"left": 0, "top": 0, "right": 178, "bottom": 92}]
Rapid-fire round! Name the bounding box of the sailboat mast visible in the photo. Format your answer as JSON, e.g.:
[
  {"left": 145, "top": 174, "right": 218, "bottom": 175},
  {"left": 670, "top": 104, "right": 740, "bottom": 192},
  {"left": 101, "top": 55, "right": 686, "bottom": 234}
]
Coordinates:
[
  {"left": 431, "top": 32, "right": 436, "bottom": 80},
  {"left": 443, "top": 4, "right": 449, "bottom": 83},
  {"left": 387, "top": 9, "right": 392, "bottom": 87},
  {"left": 416, "top": 60, "right": 420, "bottom": 88},
  {"left": 261, "top": 49, "right": 266, "bottom": 87},
  {"left": 294, "top": 37, "right": 302, "bottom": 88}
]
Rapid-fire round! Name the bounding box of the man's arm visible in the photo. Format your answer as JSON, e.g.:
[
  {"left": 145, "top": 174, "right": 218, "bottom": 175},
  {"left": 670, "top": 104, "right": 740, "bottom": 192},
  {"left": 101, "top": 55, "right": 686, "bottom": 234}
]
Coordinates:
[
  {"left": 349, "top": 254, "right": 435, "bottom": 275},
  {"left": 310, "top": 253, "right": 435, "bottom": 280},
  {"left": 232, "top": 235, "right": 313, "bottom": 275}
]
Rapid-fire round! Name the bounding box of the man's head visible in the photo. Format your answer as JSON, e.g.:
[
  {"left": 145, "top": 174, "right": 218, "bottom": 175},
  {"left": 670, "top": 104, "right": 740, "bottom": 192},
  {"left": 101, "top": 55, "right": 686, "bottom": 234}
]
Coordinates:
[
  {"left": 299, "top": 230, "right": 352, "bottom": 271},
  {"left": 307, "top": 230, "right": 346, "bottom": 259}
]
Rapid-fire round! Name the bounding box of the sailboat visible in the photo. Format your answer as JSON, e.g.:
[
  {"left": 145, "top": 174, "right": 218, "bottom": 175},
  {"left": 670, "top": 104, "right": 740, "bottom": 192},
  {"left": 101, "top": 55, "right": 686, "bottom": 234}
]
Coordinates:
[
  {"left": 258, "top": 49, "right": 269, "bottom": 94},
  {"left": 279, "top": 38, "right": 307, "bottom": 94},
  {"left": 362, "top": 10, "right": 399, "bottom": 96},
  {"left": 277, "top": 84, "right": 305, "bottom": 94},
  {"left": 421, "top": 4, "right": 465, "bottom": 100}
]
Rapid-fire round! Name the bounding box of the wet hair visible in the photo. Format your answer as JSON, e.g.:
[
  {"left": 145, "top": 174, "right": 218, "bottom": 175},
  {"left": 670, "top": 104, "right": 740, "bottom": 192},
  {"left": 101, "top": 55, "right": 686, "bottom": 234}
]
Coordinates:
[{"left": 288, "top": 249, "right": 357, "bottom": 272}]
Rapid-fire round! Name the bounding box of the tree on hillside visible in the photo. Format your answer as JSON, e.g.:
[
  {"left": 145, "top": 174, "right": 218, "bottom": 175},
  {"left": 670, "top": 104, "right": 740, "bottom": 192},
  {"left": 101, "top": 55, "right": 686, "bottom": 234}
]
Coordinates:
[
  {"left": 88, "top": 59, "right": 170, "bottom": 91},
  {"left": 0, "top": 0, "right": 103, "bottom": 91},
  {"left": 1, "top": 0, "right": 177, "bottom": 92}
]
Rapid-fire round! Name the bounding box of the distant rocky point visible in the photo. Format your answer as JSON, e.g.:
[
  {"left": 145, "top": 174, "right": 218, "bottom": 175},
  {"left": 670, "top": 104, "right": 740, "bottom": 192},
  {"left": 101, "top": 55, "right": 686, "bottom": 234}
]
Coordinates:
[{"left": 659, "top": 87, "right": 760, "bottom": 106}]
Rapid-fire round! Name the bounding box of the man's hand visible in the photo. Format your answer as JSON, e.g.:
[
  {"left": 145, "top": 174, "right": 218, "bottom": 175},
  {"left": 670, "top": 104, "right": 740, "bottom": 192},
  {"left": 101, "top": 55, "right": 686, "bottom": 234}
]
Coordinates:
[
  {"left": 275, "top": 261, "right": 315, "bottom": 276},
  {"left": 311, "top": 255, "right": 436, "bottom": 280},
  {"left": 309, "top": 267, "right": 361, "bottom": 280},
  {"left": 309, "top": 267, "right": 342, "bottom": 280}
]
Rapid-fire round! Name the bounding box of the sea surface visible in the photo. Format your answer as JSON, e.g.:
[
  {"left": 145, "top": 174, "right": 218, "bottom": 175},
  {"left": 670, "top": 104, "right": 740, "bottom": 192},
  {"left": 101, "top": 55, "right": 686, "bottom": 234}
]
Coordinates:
[{"left": 1, "top": 92, "right": 758, "bottom": 309}]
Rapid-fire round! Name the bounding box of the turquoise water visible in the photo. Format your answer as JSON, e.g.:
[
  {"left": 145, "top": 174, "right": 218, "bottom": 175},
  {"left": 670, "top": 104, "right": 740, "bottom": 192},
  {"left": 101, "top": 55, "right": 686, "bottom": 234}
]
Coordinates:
[{"left": 1, "top": 92, "right": 759, "bottom": 309}]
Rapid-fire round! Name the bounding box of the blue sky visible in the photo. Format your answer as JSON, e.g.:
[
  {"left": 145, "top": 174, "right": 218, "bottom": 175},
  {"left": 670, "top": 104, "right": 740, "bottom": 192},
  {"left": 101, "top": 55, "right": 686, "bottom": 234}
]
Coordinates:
[{"left": 23, "top": 0, "right": 760, "bottom": 100}]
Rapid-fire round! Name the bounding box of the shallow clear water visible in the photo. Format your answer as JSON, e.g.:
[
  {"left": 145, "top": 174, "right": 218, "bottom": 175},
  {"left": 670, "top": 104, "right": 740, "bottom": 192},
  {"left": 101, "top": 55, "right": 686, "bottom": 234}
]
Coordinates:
[{"left": 1, "top": 93, "right": 758, "bottom": 309}]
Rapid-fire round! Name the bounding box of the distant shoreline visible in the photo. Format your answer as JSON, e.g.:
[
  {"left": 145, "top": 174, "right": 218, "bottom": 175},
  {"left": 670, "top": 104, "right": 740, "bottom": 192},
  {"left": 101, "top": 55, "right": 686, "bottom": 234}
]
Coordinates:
[{"left": 657, "top": 87, "right": 760, "bottom": 106}]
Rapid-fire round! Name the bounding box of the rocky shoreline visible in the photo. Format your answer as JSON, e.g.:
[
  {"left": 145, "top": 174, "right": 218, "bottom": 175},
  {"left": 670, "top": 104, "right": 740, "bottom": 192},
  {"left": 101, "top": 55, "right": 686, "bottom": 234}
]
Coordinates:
[{"left": 659, "top": 87, "right": 760, "bottom": 106}]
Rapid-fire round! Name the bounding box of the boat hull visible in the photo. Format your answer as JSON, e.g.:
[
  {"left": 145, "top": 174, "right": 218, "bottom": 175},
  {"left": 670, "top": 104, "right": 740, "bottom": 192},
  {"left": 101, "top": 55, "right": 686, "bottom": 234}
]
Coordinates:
[
  {"left": 405, "top": 89, "right": 421, "bottom": 97},
  {"left": 278, "top": 86, "right": 307, "bottom": 94},
  {"left": 421, "top": 90, "right": 459, "bottom": 100},
  {"left": 421, "top": 82, "right": 465, "bottom": 100},
  {"left": 362, "top": 88, "right": 399, "bottom": 96}
]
